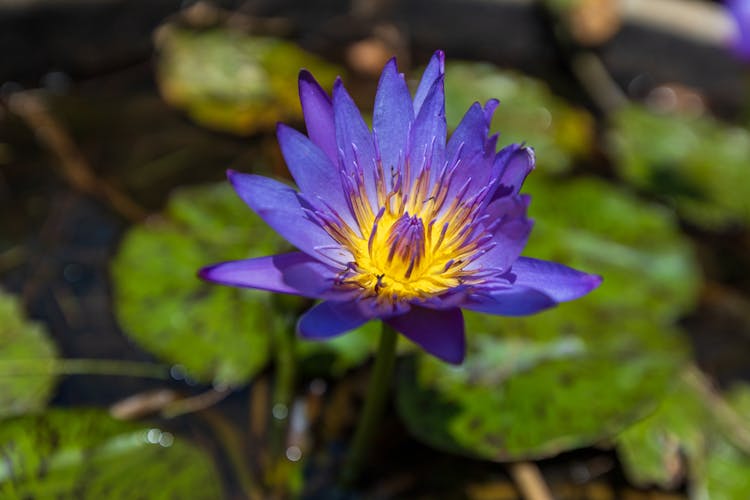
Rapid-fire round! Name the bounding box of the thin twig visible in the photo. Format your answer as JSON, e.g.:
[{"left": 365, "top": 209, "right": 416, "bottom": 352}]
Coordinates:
[
  {"left": 0, "top": 245, "right": 26, "bottom": 273},
  {"left": 538, "top": 0, "right": 628, "bottom": 117},
  {"left": 509, "top": 462, "right": 554, "bottom": 500},
  {"left": 0, "top": 358, "right": 170, "bottom": 379},
  {"left": 161, "top": 386, "right": 232, "bottom": 418},
  {"left": 682, "top": 364, "right": 750, "bottom": 455},
  {"left": 199, "top": 408, "right": 264, "bottom": 500},
  {"left": 569, "top": 52, "right": 628, "bottom": 115},
  {"left": 6, "top": 91, "right": 148, "bottom": 222}
]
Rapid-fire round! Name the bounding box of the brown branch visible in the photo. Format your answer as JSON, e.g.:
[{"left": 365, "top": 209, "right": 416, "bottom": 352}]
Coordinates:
[
  {"left": 683, "top": 364, "right": 750, "bottom": 456},
  {"left": 161, "top": 386, "right": 232, "bottom": 418},
  {"left": 7, "top": 91, "right": 148, "bottom": 222},
  {"left": 509, "top": 461, "right": 554, "bottom": 500}
]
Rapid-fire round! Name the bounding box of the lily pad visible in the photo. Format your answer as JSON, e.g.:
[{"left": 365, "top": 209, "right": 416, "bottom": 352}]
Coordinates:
[
  {"left": 521, "top": 174, "right": 700, "bottom": 326},
  {"left": 443, "top": 62, "right": 594, "bottom": 175},
  {"left": 396, "top": 176, "right": 700, "bottom": 460},
  {"left": 0, "top": 289, "right": 58, "bottom": 419},
  {"left": 609, "top": 104, "right": 750, "bottom": 228},
  {"left": 112, "top": 182, "right": 284, "bottom": 386},
  {"left": 113, "top": 181, "right": 397, "bottom": 383},
  {"left": 155, "top": 26, "right": 342, "bottom": 135},
  {"left": 617, "top": 373, "right": 750, "bottom": 499},
  {"left": 0, "top": 408, "right": 223, "bottom": 498}
]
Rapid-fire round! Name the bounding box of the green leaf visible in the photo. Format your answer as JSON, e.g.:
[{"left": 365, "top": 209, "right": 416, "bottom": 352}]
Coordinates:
[
  {"left": 112, "top": 182, "right": 284, "bottom": 386},
  {"left": 609, "top": 104, "right": 750, "bottom": 228},
  {"left": 522, "top": 175, "right": 700, "bottom": 325},
  {"left": 443, "top": 62, "right": 594, "bottom": 175},
  {"left": 114, "top": 180, "right": 412, "bottom": 382},
  {"left": 0, "top": 408, "right": 223, "bottom": 499},
  {"left": 617, "top": 373, "right": 750, "bottom": 499},
  {"left": 0, "top": 289, "right": 58, "bottom": 419},
  {"left": 397, "top": 177, "right": 700, "bottom": 460},
  {"left": 155, "top": 26, "right": 343, "bottom": 135}
]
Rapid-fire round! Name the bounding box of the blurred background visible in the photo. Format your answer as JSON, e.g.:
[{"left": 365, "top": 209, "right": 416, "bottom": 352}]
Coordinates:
[{"left": 1, "top": 0, "right": 750, "bottom": 498}]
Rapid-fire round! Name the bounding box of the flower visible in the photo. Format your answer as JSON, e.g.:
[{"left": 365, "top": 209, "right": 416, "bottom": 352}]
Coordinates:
[
  {"left": 199, "top": 51, "right": 601, "bottom": 364},
  {"left": 727, "top": 0, "right": 750, "bottom": 60}
]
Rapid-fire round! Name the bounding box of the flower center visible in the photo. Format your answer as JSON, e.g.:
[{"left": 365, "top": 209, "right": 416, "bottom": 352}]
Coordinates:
[
  {"left": 312, "top": 155, "right": 493, "bottom": 303},
  {"left": 348, "top": 209, "right": 460, "bottom": 300}
]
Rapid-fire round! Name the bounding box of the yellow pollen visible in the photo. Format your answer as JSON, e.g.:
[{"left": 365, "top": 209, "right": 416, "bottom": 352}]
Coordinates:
[{"left": 328, "top": 167, "right": 484, "bottom": 302}]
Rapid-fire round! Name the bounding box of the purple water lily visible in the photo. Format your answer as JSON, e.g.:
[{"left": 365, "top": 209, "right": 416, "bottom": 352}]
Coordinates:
[
  {"left": 199, "top": 51, "right": 601, "bottom": 364},
  {"left": 727, "top": 0, "right": 750, "bottom": 60}
]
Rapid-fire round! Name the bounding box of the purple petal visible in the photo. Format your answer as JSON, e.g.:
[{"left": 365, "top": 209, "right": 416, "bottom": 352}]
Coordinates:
[
  {"left": 386, "top": 306, "right": 465, "bottom": 364},
  {"left": 409, "top": 74, "right": 446, "bottom": 184},
  {"left": 483, "top": 99, "right": 500, "bottom": 124},
  {"left": 332, "top": 79, "right": 378, "bottom": 206},
  {"left": 510, "top": 257, "right": 602, "bottom": 302},
  {"left": 198, "top": 252, "right": 318, "bottom": 295},
  {"left": 446, "top": 99, "right": 498, "bottom": 162},
  {"left": 276, "top": 124, "right": 353, "bottom": 226},
  {"left": 299, "top": 70, "right": 338, "bottom": 165},
  {"left": 282, "top": 259, "right": 360, "bottom": 300},
  {"left": 227, "top": 171, "right": 345, "bottom": 262},
  {"left": 413, "top": 50, "right": 445, "bottom": 115},
  {"left": 492, "top": 145, "right": 535, "bottom": 199},
  {"left": 466, "top": 194, "right": 533, "bottom": 273},
  {"left": 373, "top": 58, "right": 414, "bottom": 173},
  {"left": 462, "top": 285, "right": 556, "bottom": 316},
  {"left": 728, "top": 0, "right": 750, "bottom": 60},
  {"left": 297, "top": 300, "right": 371, "bottom": 339}
]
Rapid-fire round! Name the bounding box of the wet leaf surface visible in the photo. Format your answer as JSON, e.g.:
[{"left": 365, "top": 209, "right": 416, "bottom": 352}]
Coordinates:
[
  {"left": 0, "top": 289, "right": 58, "bottom": 419},
  {"left": 609, "top": 105, "right": 750, "bottom": 228},
  {"left": 113, "top": 182, "right": 407, "bottom": 383},
  {"left": 155, "top": 26, "right": 342, "bottom": 135},
  {"left": 397, "top": 176, "right": 700, "bottom": 460},
  {"left": 112, "top": 182, "right": 283, "bottom": 386},
  {"left": 0, "top": 408, "right": 223, "bottom": 499},
  {"left": 617, "top": 373, "right": 750, "bottom": 499}
]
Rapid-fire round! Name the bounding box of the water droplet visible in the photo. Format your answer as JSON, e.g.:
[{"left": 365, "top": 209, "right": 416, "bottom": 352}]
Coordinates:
[
  {"left": 0, "top": 81, "right": 22, "bottom": 97},
  {"left": 40, "top": 71, "right": 71, "bottom": 94},
  {"left": 285, "top": 446, "right": 302, "bottom": 462},
  {"left": 537, "top": 106, "right": 552, "bottom": 130},
  {"left": 146, "top": 428, "right": 162, "bottom": 444},
  {"left": 63, "top": 263, "right": 83, "bottom": 283},
  {"left": 309, "top": 378, "right": 327, "bottom": 396},
  {"left": 170, "top": 364, "right": 187, "bottom": 380},
  {"left": 159, "top": 432, "right": 174, "bottom": 447},
  {"left": 272, "top": 403, "right": 288, "bottom": 420}
]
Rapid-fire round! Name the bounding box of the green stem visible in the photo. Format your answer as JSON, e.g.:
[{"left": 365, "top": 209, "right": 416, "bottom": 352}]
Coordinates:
[
  {"left": 0, "top": 359, "right": 170, "bottom": 379},
  {"left": 341, "top": 321, "right": 398, "bottom": 487},
  {"left": 269, "top": 317, "right": 297, "bottom": 457},
  {"left": 200, "top": 409, "right": 264, "bottom": 500}
]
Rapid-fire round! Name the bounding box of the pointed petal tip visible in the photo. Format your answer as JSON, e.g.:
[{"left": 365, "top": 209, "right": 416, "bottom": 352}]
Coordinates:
[
  {"left": 523, "top": 146, "right": 536, "bottom": 168},
  {"left": 298, "top": 70, "right": 332, "bottom": 99},
  {"left": 226, "top": 168, "right": 239, "bottom": 181},
  {"left": 587, "top": 273, "right": 604, "bottom": 290},
  {"left": 196, "top": 264, "right": 214, "bottom": 282},
  {"left": 484, "top": 98, "right": 500, "bottom": 123},
  {"left": 432, "top": 50, "right": 445, "bottom": 69},
  {"left": 298, "top": 68, "right": 314, "bottom": 82}
]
